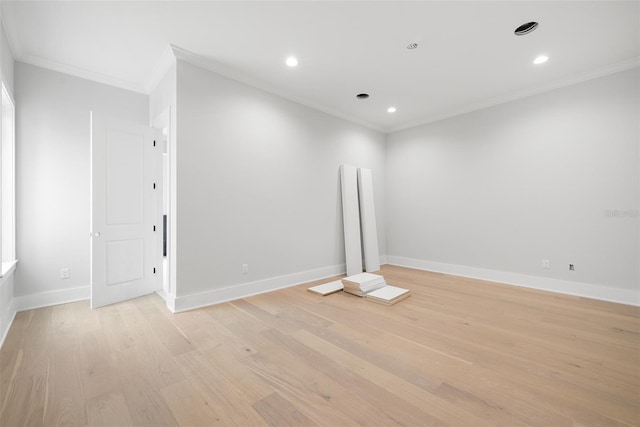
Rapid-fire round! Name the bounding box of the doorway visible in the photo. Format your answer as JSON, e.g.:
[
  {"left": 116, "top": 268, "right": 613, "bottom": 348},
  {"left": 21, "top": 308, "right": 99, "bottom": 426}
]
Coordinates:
[
  {"left": 89, "top": 113, "right": 163, "bottom": 309},
  {"left": 152, "top": 107, "right": 172, "bottom": 300}
]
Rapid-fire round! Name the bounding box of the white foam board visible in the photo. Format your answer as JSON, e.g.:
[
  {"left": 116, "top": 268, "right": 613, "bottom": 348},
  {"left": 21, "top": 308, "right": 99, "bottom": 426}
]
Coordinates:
[
  {"left": 358, "top": 168, "right": 380, "bottom": 272},
  {"left": 366, "top": 285, "right": 411, "bottom": 305},
  {"left": 341, "top": 165, "right": 363, "bottom": 277},
  {"left": 342, "top": 272, "right": 383, "bottom": 285},
  {"left": 307, "top": 280, "right": 343, "bottom": 296}
]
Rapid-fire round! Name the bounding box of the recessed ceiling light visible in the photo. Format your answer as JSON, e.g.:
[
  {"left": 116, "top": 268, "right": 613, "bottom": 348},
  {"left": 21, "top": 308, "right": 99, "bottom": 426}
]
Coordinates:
[
  {"left": 387, "top": 107, "right": 397, "bottom": 113},
  {"left": 286, "top": 57, "right": 298, "bottom": 67},
  {"left": 533, "top": 55, "right": 549, "bottom": 65},
  {"left": 356, "top": 93, "right": 370, "bottom": 99},
  {"left": 515, "top": 21, "right": 539, "bottom": 36}
]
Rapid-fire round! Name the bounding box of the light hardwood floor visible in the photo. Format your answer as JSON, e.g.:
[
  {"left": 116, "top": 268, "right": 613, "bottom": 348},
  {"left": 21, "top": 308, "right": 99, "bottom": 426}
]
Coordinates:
[{"left": 1, "top": 265, "right": 638, "bottom": 426}]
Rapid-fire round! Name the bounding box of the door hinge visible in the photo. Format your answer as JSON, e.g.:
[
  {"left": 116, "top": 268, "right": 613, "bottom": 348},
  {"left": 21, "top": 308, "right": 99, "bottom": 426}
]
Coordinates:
[
  {"left": 153, "top": 225, "right": 156, "bottom": 232},
  {"left": 153, "top": 267, "right": 156, "bottom": 274},
  {"left": 153, "top": 182, "right": 156, "bottom": 189},
  {"left": 153, "top": 140, "right": 156, "bottom": 147}
]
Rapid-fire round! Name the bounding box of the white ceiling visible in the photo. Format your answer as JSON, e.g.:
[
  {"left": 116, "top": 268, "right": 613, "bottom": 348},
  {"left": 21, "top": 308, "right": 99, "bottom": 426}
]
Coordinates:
[{"left": 2, "top": 1, "right": 639, "bottom": 132}]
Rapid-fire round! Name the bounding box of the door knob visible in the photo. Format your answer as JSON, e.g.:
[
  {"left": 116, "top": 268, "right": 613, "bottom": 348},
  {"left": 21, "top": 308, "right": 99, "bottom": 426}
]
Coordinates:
[{"left": 94, "top": 232, "right": 101, "bottom": 237}]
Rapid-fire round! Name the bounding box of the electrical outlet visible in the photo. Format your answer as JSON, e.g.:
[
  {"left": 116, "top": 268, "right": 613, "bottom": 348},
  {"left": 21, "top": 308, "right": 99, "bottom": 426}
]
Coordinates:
[
  {"left": 569, "top": 264, "right": 575, "bottom": 271},
  {"left": 242, "top": 264, "right": 249, "bottom": 274},
  {"left": 60, "top": 268, "right": 70, "bottom": 279},
  {"left": 542, "top": 259, "right": 550, "bottom": 269}
]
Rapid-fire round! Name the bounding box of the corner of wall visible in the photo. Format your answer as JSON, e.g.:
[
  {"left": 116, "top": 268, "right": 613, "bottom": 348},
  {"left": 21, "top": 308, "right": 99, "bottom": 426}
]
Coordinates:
[{"left": 155, "top": 289, "right": 176, "bottom": 313}]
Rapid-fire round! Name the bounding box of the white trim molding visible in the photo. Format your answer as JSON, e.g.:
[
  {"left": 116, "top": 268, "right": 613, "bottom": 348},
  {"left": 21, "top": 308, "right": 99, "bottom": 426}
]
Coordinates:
[
  {"left": 144, "top": 44, "right": 177, "bottom": 94},
  {"left": 155, "top": 289, "right": 176, "bottom": 313},
  {"left": 0, "top": 270, "right": 17, "bottom": 349},
  {"left": 0, "top": 15, "right": 21, "bottom": 60},
  {"left": 172, "top": 263, "right": 347, "bottom": 313},
  {"left": 170, "top": 45, "right": 384, "bottom": 133},
  {"left": 0, "top": 298, "right": 16, "bottom": 349},
  {"left": 0, "top": 260, "right": 17, "bottom": 278},
  {"left": 18, "top": 54, "right": 147, "bottom": 94},
  {"left": 387, "top": 256, "right": 639, "bottom": 307},
  {"left": 14, "top": 285, "right": 89, "bottom": 312}
]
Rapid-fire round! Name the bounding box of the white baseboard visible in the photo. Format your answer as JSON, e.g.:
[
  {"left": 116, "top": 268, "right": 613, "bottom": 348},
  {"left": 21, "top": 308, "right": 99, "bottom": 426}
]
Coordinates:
[
  {"left": 173, "top": 263, "right": 347, "bottom": 313},
  {"left": 387, "top": 256, "right": 639, "bottom": 307},
  {"left": 155, "top": 289, "right": 177, "bottom": 313},
  {"left": 5, "top": 255, "right": 390, "bottom": 316},
  {"left": 0, "top": 299, "right": 16, "bottom": 349},
  {"left": 14, "top": 285, "right": 89, "bottom": 312},
  {"left": 0, "top": 271, "right": 17, "bottom": 349}
]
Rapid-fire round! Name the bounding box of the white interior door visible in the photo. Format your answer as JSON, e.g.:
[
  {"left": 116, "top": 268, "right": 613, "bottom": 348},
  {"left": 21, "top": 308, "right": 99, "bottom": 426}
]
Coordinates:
[{"left": 90, "top": 114, "right": 162, "bottom": 309}]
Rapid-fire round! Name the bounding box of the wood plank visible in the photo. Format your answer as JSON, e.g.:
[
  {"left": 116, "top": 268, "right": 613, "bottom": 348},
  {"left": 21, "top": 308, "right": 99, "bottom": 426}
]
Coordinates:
[
  {"left": 42, "top": 304, "right": 87, "bottom": 427},
  {"left": 133, "top": 297, "right": 194, "bottom": 357},
  {"left": 292, "top": 328, "right": 494, "bottom": 426},
  {"left": 0, "top": 311, "right": 29, "bottom": 399},
  {"left": 86, "top": 391, "right": 134, "bottom": 426},
  {"left": 252, "top": 392, "right": 318, "bottom": 427},
  {"left": 241, "top": 339, "right": 383, "bottom": 426},
  {"left": 174, "top": 349, "right": 270, "bottom": 426},
  {"left": 77, "top": 329, "right": 122, "bottom": 401},
  {"left": 120, "top": 372, "right": 179, "bottom": 426},
  {"left": 261, "top": 327, "right": 448, "bottom": 426},
  {"left": 160, "top": 379, "right": 231, "bottom": 426},
  {"left": 1, "top": 265, "right": 638, "bottom": 426},
  {"left": 0, "top": 376, "right": 47, "bottom": 426},
  {"left": 213, "top": 308, "right": 394, "bottom": 426}
]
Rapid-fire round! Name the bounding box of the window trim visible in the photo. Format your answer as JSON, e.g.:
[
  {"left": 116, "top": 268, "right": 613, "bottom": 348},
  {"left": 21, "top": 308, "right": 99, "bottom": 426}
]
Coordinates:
[{"left": 1, "top": 80, "right": 16, "bottom": 273}]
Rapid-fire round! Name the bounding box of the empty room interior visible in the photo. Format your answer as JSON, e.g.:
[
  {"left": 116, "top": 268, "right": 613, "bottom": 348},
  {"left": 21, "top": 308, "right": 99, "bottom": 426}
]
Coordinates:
[{"left": 0, "top": 1, "right": 639, "bottom": 426}]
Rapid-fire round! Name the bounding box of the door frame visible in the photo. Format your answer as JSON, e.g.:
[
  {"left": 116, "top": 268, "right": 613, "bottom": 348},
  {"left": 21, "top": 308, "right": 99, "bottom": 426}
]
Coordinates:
[{"left": 151, "top": 106, "right": 176, "bottom": 309}]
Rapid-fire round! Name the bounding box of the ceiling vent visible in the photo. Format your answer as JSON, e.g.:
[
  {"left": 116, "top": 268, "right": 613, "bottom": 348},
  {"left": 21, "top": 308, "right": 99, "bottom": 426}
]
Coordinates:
[{"left": 514, "top": 21, "right": 539, "bottom": 36}]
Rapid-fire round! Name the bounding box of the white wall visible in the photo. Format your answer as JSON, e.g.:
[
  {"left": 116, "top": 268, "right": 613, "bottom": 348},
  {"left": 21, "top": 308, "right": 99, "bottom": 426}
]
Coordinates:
[
  {"left": 0, "top": 22, "right": 14, "bottom": 95},
  {"left": 386, "top": 69, "right": 639, "bottom": 305},
  {"left": 14, "top": 62, "right": 148, "bottom": 305},
  {"left": 7, "top": 50, "right": 637, "bottom": 316},
  {"left": 149, "top": 62, "right": 176, "bottom": 126},
  {"left": 174, "top": 60, "right": 386, "bottom": 307}
]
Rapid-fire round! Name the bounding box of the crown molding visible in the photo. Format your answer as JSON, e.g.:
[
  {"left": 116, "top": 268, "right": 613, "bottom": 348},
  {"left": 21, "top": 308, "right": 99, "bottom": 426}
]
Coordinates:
[
  {"left": 7, "top": 29, "right": 637, "bottom": 134},
  {"left": 0, "top": 15, "right": 21, "bottom": 60},
  {"left": 170, "top": 45, "right": 384, "bottom": 133},
  {"left": 143, "top": 44, "right": 177, "bottom": 94},
  {"left": 388, "top": 56, "right": 640, "bottom": 134},
  {"left": 18, "top": 53, "right": 147, "bottom": 94},
  {"left": 3, "top": 6, "right": 167, "bottom": 96}
]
